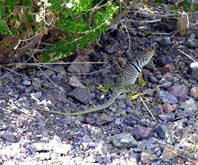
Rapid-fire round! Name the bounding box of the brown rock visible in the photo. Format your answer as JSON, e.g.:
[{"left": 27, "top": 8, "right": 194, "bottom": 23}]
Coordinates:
[
  {"left": 160, "top": 64, "right": 175, "bottom": 73},
  {"left": 190, "top": 87, "right": 198, "bottom": 98},
  {"left": 162, "top": 103, "right": 175, "bottom": 113}
]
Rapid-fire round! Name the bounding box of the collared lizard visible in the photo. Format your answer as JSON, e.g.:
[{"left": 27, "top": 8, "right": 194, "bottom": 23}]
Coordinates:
[{"left": 37, "top": 48, "right": 155, "bottom": 116}]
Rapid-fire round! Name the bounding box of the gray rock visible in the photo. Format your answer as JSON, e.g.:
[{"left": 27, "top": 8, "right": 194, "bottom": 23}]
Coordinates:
[
  {"left": 141, "top": 151, "right": 157, "bottom": 164},
  {"left": 96, "top": 113, "right": 113, "bottom": 125},
  {"left": 143, "top": 88, "right": 155, "bottom": 96},
  {"left": 111, "top": 133, "right": 137, "bottom": 148},
  {"left": 132, "top": 126, "right": 152, "bottom": 141},
  {"left": 1, "top": 131, "right": 17, "bottom": 143},
  {"left": 159, "top": 113, "right": 175, "bottom": 122},
  {"left": 69, "top": 76, "right": 86, "bottom": 88},
  {"left": 180, "top": 98, "right": 198, "bottom": 111},
  {"left": 23, "top": 80, "right": 31, "bottom": 86},
  {"left": 168, "top": 84, "right": 188, "bottom": 100},
  {"left": 68, "top": 88, "right": 91, "bottom": 104},
  {"left": 32, "top": 78, "right": 42, "bottom": 89},
  {"left": 158, "top": 90, "right": 178, "bottom": 104},
  {"left": 67, "top": 56, "right": 91, "bottom": 73},
  {"left": 30, "top": 92, "right": 42, "bottom": 101},
  {"left": 43, "top": 69, "right": 55, "bottom": 77},
  {"left": 157, "top": 55, "right": 173, "bottom": 66},
  {"left": 157, "top": 37, "right": 172, "bottom": 47},
  {"left": 154, "top": 124, "right": 169, "bottom": 140},
  {"left": 186, "top": 39, "right": 198, "bottom": 49},
  {"left": 0, "top": 107, "right": 5, "bottom": 120},
  {"left": 159, "top": 81, "right": 172, "bottom": 88}
]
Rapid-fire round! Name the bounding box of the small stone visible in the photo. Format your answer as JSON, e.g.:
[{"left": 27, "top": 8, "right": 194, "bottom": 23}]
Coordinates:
[
  {"left": 158, "top": 90, "right": 178, "bottom": 104},
  {"left": 32, "top": 142, "right": 50, "bottom": 152},
  {"left": 143, "top": 88, "right": 154, "bottom": 96},
  {"left": 161, "top": 147, "right": 177, "bottom": 161},
  {"left": 68, "top": 88, "right": 91, "bottom": 104},
  {"left": 96, "top": 113, "right": 113, "bottom": 125},
  {"left": 32, "top": 78, "right": 42, "bottom": 89},
  {"left": 162, "top": 103, "right": 175, "bottom": 113},
  {"left": 159, "top": 81, "right": 172, "bottom": 88},
  {"left": 186, "top": 39, "right": 198, "bottom": 49},
  {"left": 67, "top": 56, "right": 91, "bottom": 73},
  {"left": 154, "top": 124, "right": 169, "bottom": 140},
  {"left": 157, "top": 55, "right": 173, "bottom": 66},
  {"left": 85, "top": 117, "right": 96, "bottom": 124},
  {"left": 190, "top": 62, "right": 198, "bottom": 81},
  {"left": 149, "top": 75, "right": 158, "bottom": 83},
  {"left": 168, "top": 84, "right": 188, "bottom": 100},
  {"left": 69, "top": 76, "right": 86, "bottom": 88},
  {"left": 159, "top": 113, "right": 175, "bottom": 122},
  {"left": 180, "top": 98, "right": 198, "bottom": 111},
  {"left": 160, "top": 64, "right": 175, "bottom": 73},
  {"left": 157, "top": 37, "right": 172, "bottom": 47},
  {"left": 23, "top": 80, "right": 31, "bottom": 86},
  {"left": 1, "top": 131, "right": 17, "bottom": 143},
  {"left": 190, "top": 87, "right": 198, "bottom": 98},
  {"left": 132, "top": 126, "right": 152, "bottom": 141},
  {"left": 30, "top": 92, "right": 42, "bottom": 101},
  {"left": 53, "top": 143, "right": 71, "bottom": 155},
  {"left": 35, "top": 152, "right": 51, "bottom": 161},
  {"left": 141, "top": 151, "right": 157, "bottom": 163},
  {"left": 43, "top": 69, "right": 55, "bottom": 77},
  {"left": 111, "top": 133, "right": 137, "bottom": 148}
]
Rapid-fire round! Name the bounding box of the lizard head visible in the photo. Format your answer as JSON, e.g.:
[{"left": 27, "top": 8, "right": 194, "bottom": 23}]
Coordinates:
[{"left": 136, "top": 48, "right": 155, "bottom": 67}]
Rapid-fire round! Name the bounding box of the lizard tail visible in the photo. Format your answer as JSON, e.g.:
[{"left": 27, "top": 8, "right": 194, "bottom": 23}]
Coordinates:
[{"left": 37, "top": 90, "right": 121, "bottom": 116}]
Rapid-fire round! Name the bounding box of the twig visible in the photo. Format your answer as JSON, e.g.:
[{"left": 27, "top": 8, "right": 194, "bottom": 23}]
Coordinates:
[
  {"left": 139, "top": 96, "right": 156, "bottom": 121},
  {"left": 4, "top": 61, "right": 107, "bottom": 67},
  {"left": 177, "top": 49, "right": 198, "bottom": 63},
  {"left": 121, "top": 23, "right": 131, "bottom": 53}
]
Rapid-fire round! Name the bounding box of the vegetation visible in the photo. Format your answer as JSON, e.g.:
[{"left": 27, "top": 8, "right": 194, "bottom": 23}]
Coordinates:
[{"left": 0, "top": 0, "right": 197, "bottom": 62}]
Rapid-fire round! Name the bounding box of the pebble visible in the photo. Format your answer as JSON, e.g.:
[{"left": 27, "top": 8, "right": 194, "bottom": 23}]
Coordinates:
[
  {"left": 168, "top": 84, "right": 188, "bottom": 100},
  {"left": 162, "top": 103, "right": 175, "bottom": 113},
  {"left": 157, "top": 55, "right": 173, "bottom": 66},
  {"left": 32, "top": 142, "right": 50, "bottom": 152},
  {"left": 154, "top": 124, "right": 169, "bottom": 140},
  {"left": 96, "top": 113, "right": 113, "bottom": 125},
  {"left": 190, "top": 86, "right": 198, "bottom": 98},
  {"left": 30, "top": 92, "right": 42, "bottom": 101},
  {"left": 132, "top": 126, "right": 152, "bottom": 141},
  {"left": 149, "top": 75, "right": 158, "bottom": 83},
  {"left": 67, "top": 56, "right": 91, "bottom": 73},
  {"left": 53, "top": 143, "right": 71, "bottom": 155},
  {"left": 32, "top": 78, "right": 42, "bottom": 89},
  {"left": 69, "top": 76, "right": 86, "bottom": 88},
  {"left": 68, "top": 88, "right": 91, "bottom": 104},
  {"left": 159, "top": 113, "right": 176, "bottom": 122},
  {"left": 159, "top": 81, "right": 172, "bottom": 88},
  {"left": 111, "top": 133, "right": 137, "bottom": 148},
  {"left": 141, "top": 151, "right": 157, "bottom": 164},
  {"left": 186, "top": 39, "right": 198, "bottom": 49},
  {"left": 157, "top": 37, "right": 172, "bottom": 47},
  {"left": 180, "top": 98, "right": 198, "bottom": 111},
  {"left": 158, "top": 90, "right": 178, "bottom": 104},
  {"left": 159, "top": 64, "right": 175, "bottom": 73},
  {"left": 1, "top": 131, "right": 17, "bottom": 143},
  {"left": 23, "top": 80, "right": 31, "bottom": 86},
  {"left": 160, "top": 147, "right": 177, "bottom": 161},
  {"left": 190, "top": 62, "right": 198, "bottom": 81}
]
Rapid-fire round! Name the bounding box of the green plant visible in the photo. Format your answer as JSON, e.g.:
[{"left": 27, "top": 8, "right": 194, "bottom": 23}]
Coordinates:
[{"left": 0, "top": 0, "right": 120, "bottom": 62}]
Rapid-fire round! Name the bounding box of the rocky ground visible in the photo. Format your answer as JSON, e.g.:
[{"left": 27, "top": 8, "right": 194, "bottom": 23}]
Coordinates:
[{"left": 0, "top": 4, "right": 198, "bottom": 165}]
